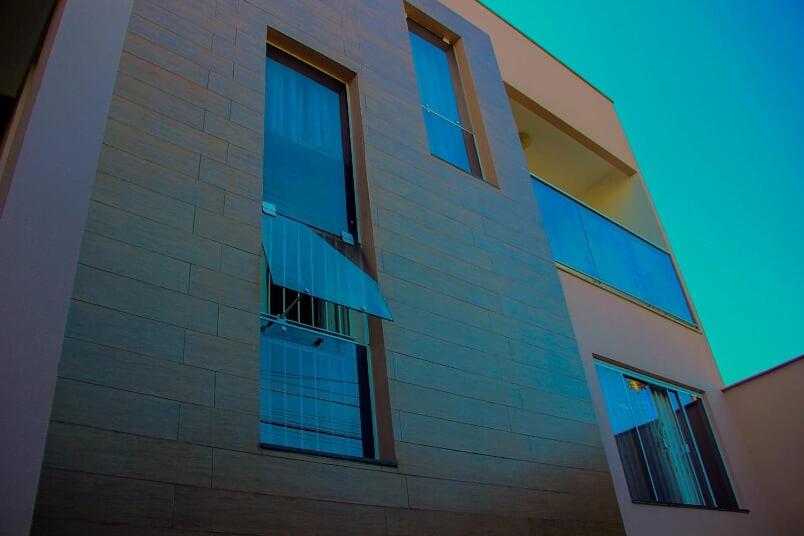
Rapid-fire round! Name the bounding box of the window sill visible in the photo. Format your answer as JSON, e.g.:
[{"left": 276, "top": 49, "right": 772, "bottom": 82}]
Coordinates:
[
  {"left": 632, "top": 500, "right": 749, "bottom": 514},
  {"left": 428, "top": 153, "right": 497, "bottom": 188},
  {"left": 555, "top": 262, "right": 701, "bottom": 333},
  {"left": 259, "top": 442, "right": 398, "bottom": 468}
]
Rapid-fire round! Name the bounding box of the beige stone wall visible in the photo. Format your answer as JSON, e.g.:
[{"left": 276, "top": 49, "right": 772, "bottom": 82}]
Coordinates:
[
  {"left": 33, "top": 0, "right": 623, "bottom": 534},
  {"left": 724, "top": 357, "right": 804, "bottom": 536},
  {"left": 558, "top": 271, "right": 776, "bottom": 535}
]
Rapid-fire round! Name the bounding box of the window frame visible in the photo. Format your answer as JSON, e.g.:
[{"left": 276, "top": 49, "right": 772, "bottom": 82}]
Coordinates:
[
  {"left": 265, "top": 45, "right": 359, "bottom": 241},
  {"left": 594, "top": 359, "right": 741, "bottom": 511},
  {"left": 258, "top": 314, "right": 377, "bottom": 460},
  {"left": 407, "top": 19, "right": 482, "bottom": 179}
]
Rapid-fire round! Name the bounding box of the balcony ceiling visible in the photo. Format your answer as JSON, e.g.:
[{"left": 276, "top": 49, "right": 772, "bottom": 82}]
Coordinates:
[{"left": 511, "top": 99, "right": 624, "bottom": 197}]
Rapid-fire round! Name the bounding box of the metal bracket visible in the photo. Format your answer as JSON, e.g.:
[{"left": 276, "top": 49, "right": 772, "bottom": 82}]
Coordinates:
[{"left": 262, "top": 202, "right": 277, "bottom": 216}]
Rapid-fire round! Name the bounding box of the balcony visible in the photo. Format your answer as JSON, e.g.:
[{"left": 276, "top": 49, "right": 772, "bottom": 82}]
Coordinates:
[{"left": 532, "top": 176, "right": 695, "bottom": 325}]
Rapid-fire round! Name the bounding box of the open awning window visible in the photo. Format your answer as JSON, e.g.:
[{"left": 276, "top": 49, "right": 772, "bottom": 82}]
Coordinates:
[{"left": 262, "top": 214, "right": 392, "bottom": 320}]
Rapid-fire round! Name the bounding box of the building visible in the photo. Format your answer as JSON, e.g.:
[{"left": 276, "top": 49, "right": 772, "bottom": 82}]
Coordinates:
[{"left": 0, "top": 0, "right": 797, "bottom": 534}]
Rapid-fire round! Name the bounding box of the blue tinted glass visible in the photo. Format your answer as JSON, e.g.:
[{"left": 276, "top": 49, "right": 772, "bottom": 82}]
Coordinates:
[
  {"left": 623, "top": 378, "right": 707, "bottom": 506},
  {"left": 595, "top": 364, "right": 655, "bottom": 501},
  {"left": 264, "top": 56, "right": 348, "bottom": 237},
  {"left": 409, "top": 30, "right": 471, "bottom": 171},
  {"left": 260, "top": 322, "right": 364, "bottom": 457},
  {"left": 409, "top": 32, "right": 461, "bottom": 121},
  {"left": 263, "top": 214, "right": 392, "bottom": 320},
  {"left": 423, "top": 108, "right": 471, "bottom": 172},
  {"left": 532, "top": 179, "right": 693, "bottom": 323},
  {"left": 532, "top": 181, "right": 597, "bottom": 277},
  {"left": 580, "top": 208, "right": 649, "bottom": 302},
  {"left": 630, "top": 239, "right": 694, "bottom": 323}
]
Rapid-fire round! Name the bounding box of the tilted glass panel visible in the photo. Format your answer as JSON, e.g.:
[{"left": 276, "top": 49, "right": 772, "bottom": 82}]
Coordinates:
[
  {"left": 409, "top": 30, "right": 472, "bottom": 172},
  {"left": 580, "top": 208, "right": 649, "bottom": 303},
  {"left": 630, "top": 238, "right": 694, "bottom": 323},
  {"left": 260, "top": 321, "right": 367, "bottom": 457},
  {"left": 531, "top": 178, "right": 694, "bottom": 324},
  {"left": 678, "top": 392, "right": 739, "bottom": 508},
  {"left": 262, "top": 214, "right": 392, "bottom": 320},
  {"left": 595, "top": 364, "right": 655, "bottom": 501},
  {"left": 264, "top": 55, "right": 349, "bottom": 237},
  {"left": 532, "top": 180, "right": 597, "bottom": 277}
]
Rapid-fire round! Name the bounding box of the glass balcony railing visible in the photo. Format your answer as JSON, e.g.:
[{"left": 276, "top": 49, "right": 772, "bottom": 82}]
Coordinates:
[{"left": 532, "top": 176, "right": 695, "bottom": 325}]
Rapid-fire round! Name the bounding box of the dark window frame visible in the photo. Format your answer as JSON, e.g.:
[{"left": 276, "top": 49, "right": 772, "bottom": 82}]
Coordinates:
[
  {"left": 258, "top": 315, "right": 377, "bottom": 460},
  {"left": 595, "top": 360, "right": 740, "bottom": 510},
  {"left": 407, "top": 20, "right": 482, "bottom": 178},
  {"left": 265, "top": 45, "right": 359, "bottom": 241}
]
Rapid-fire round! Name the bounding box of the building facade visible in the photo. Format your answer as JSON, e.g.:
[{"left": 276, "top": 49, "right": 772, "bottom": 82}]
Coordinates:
[{"left": 0, "top": 0, "right": 789, "bottom": 534}]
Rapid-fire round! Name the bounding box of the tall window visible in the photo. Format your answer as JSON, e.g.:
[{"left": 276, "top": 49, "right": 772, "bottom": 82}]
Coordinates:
[
  {"left": 408, "top": 21, "right": 481, "bottom": 177},
  {"left": 264, "top": 46, "right": 356, "bottom": 240},
  {"left": 595, "top": 362, "right": 738, "bottom": 509},
  {"left": 261, "top": 46, "right": 391, "bottom": 459}
]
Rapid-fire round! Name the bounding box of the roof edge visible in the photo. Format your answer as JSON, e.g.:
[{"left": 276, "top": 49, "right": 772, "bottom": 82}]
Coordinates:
[
  {"left": 722, "top": 354, "right": 804, "bottom": 392},
  {"left": 473, "top": 0, "right": 614, "bottom": 104}
]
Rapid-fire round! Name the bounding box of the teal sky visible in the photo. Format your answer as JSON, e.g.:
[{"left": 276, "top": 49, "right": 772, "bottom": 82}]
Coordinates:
[{"left": 481, "top": 0, "right": 803, "bottom": 384}]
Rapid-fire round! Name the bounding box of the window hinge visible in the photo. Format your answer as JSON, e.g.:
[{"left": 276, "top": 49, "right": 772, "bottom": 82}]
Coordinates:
[
  {"left": 341, "top": 231, "right": 355, "bottom": 245},
  {"left": 262, "top": 202, "right": 277, "bottom": 216}
]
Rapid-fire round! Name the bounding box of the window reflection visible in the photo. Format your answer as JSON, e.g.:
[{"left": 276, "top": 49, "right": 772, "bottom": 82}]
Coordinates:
[
  {"left": 596, "top": 362, "right": 738, "bottom": 508},
  {"left": 532, "top": 179, "right": 694, "bottom": 323}
]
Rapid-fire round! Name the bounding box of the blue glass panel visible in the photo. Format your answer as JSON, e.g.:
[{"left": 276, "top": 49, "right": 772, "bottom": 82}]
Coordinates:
[
  {"left": 260, "top": 322, "right": 364, "bottom": 457},
  {"left": 595, "top": 364, "right": 655, "bottom": 501},
  {"left": 263, "top": 214, "right": 392, "bottom": 320},
  {"left": 264, "top": 56, "right": 348, "bottom": 237},
  {"left": 630, "top": 238, "right": 694, "bottom": 323},
  {"left": 423, "top": 108, "right": 471, "bottom": 172},
  {"left": 409, "top": 30, "right": 471, "bottom": 171},
  {"left": 409, "top": 32, "right": 461, "bottom": 122},
  {"left": 532, "top": 178, "right": 693, "bottom": 323},
  {"left": 532, "top": 181, "right": 597, "bottom": 277},
  {"left": 579, "top": 207, "right": 649, "bottom": 302}
]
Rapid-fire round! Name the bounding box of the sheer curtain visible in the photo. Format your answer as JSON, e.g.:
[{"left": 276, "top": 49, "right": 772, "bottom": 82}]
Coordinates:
[
  {"left": 596, "top": 363, "right": 724, "bottom": 506},
  {"left": 264, "top": 56, "right": 348, "bottom": 236},
  {"left": 623, "top": 377, "right": 707, "bottom": 505},
  {"left": 408, "top": 30, "right": 471, "bottom": 172}
]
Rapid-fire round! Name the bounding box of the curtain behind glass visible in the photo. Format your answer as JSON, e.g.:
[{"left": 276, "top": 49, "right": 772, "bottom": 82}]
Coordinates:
[
  {"left": 260, "top": 322, "right": 364, "bottom": 457},
  {"left": 596, "top": 364, "right": 738, "bottom": 508},
  {"left": 264, "top": 56, "right": 349, "bottom": 237},
  {"left": 408, "top": 30, "right": 471, "bottom": 172}
]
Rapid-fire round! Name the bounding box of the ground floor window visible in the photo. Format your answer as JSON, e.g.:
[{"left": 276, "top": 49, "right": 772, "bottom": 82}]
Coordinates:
[
  {"left": 259, "top": 261, "right": 375, "bottom": 459},
  {"left": 595, "top": 361, "right": 738, "bottom": 509}
]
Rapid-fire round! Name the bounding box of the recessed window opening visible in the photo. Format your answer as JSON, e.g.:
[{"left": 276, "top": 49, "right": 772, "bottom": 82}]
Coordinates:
[
  {"left": 264, "top": 45, "right": 357, "bottom": 242},
  {"left": 407, "top": 20, "right": 481, "bottom": 178},
  {"left": 595, "top": 361, "right": 738, "bottom": 510}
]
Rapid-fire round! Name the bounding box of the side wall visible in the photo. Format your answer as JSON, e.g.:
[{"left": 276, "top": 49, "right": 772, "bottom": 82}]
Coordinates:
[
  {"left": 0, "top": 2, "right": 133, "bottom": 534},
  {"left": 33, "top": 1, "right": 623, "bottom": 534},
  {"left": 558, "top": 271, "right": 775, "bottom": 535},
  {"left": 723, "top": 357, "right": 804, "bottom": 536}
]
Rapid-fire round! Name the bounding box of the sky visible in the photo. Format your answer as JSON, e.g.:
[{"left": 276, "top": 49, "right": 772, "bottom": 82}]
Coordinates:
[{"left": 480, "top": 0, "right": 804, "bottom": 384}]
